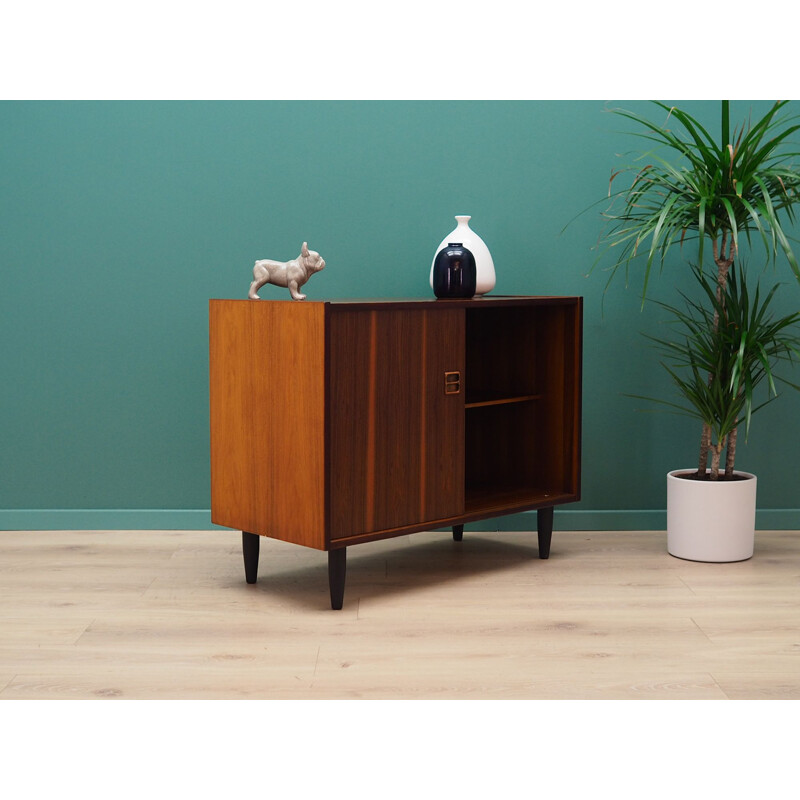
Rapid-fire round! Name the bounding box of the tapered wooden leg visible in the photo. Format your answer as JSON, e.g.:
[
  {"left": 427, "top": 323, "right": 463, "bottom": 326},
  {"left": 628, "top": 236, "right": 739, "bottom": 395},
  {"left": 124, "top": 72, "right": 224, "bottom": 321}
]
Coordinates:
[
  {"left": 328, "top": 548, "right": 347, "bottom": 610},
  {"left": 242, "top": 531, "right": 260, "bottom": 584},
  {"left": 537, "top": 507, "right": 554, "bottom": 559},
  {"left": 453, "top": 524, "right": 464, "bottom": 542}
]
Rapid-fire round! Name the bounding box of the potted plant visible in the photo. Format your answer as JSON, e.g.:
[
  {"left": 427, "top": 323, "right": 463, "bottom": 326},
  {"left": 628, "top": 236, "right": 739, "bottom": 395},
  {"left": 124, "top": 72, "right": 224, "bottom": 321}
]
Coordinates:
[
  {"left": 640, "top": 263, "right": 800, "bottom": 561},
  {"left": 594, "top": 100, "right": 800, "bottom": 560}
]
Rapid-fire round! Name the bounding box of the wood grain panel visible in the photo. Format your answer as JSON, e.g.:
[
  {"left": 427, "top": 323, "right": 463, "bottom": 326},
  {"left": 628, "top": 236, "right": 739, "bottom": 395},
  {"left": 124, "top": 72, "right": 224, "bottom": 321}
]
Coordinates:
[
  {"left": 569, "top": 298, "right": 584, "bottom": 496},
  {"left": 420, "top": 308, "right": 465, "bottom": 522},
  {"left": 537, "top": 301, "right": 582, "bottom": 497},
  {"left": 209, "top": 300, "right": 258, "bottom": 534},
  {"left": 537, "top": 306, "right": 567, "bottom": 493},
  {"left": 209, "top": 300, "right": 326, "bottom": 548},
  {"left": 370, "top": 309, "right": 425, "bottom": 532},
  {"left": 328, "top": 307, "right": 464, "bottom": 539},
  {"left": 327, "top": 309, "right": 372, "bottom": 538}
]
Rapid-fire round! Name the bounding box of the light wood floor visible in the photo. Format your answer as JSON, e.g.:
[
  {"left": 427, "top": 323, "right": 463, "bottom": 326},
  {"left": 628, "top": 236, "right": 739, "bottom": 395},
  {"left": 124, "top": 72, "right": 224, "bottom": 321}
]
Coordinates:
[{"left": 1, "top": 528, "right": 799, "bottom": 699}]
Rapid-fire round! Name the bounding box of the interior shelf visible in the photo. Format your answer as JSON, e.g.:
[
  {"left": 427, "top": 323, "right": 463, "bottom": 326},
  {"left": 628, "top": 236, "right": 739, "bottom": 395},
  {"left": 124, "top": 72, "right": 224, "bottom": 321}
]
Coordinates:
[
  {"left": 465, "top": 486, "right": 574, "bottom": 516},
  {"left": 465, "top": 393, "right": 541, "bottom": 409}
]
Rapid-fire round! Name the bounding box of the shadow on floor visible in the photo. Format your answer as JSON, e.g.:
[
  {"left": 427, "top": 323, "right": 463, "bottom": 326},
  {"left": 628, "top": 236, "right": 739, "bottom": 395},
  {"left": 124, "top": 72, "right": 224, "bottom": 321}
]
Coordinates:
[{"left": 218, "top": 530, "right": 565, "bottom": 611}]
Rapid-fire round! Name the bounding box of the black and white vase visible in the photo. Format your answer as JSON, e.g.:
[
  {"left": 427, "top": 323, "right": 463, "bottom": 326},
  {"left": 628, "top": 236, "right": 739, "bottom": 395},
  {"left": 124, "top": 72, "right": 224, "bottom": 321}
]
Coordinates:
[{"left": 430, "top": 215, "right": 495, "bottom": 296}]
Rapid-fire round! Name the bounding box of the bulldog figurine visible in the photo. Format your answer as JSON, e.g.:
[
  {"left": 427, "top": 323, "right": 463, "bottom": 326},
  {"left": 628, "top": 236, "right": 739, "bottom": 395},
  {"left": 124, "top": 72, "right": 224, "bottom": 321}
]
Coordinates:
[{"left": 248, "top": 242, "right": 325, "bottom": 301}]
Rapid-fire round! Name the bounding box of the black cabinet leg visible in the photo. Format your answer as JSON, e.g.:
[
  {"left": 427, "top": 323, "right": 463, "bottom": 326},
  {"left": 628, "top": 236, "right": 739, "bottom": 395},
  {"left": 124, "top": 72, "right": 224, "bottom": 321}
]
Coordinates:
[
  {"left": 242, "top": 531, "right": 260, "bottom": 584},
  {"left": 537, "top": 507, "right": 554, "bottom": 559},
  {"left": 328, "top": 548, "right": 347, "bottom": 610},
  {"left": 453, "top": 524, "right": 464, "bottom": 542}
]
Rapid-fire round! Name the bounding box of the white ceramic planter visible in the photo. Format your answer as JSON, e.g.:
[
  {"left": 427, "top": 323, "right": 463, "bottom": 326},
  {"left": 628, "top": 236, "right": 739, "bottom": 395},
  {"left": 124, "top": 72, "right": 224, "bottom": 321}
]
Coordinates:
[
  {"left": 430, "top": 215, "right": 496, "bottom": 296},
  {"left": 666, "top": 469, "right": 756, "bottom": 562}
]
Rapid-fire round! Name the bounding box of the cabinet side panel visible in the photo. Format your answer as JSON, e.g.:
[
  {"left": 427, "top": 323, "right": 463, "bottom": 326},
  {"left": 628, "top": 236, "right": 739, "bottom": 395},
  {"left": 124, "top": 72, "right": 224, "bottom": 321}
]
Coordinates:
[
  {"left": 537, "top": 301, "right": 582, "bottom": 496},
  {"left": 210, "top": 301, "right": 259, "bottom": 535},
  {"left": 209, "top": 300, "right": 326, "bottom": 548},
  {"left": 567, "top": 299, "right": 583, "bottom": 497},
  {"left": 538, "top": 307, "right": 566, "bottom": 492}
]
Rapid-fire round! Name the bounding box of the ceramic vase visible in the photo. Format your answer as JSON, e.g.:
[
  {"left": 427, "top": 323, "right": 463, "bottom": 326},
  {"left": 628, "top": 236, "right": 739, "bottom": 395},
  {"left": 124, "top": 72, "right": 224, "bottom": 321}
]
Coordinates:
[
  {"left": 666, "top": 469, "right": 757, "bottom": 562},
  {"left": 430, "top": 215, "right": 495, "bottom": 296},
  {"left": 432, "top": 243, "right": 477, "bottom": 298}
]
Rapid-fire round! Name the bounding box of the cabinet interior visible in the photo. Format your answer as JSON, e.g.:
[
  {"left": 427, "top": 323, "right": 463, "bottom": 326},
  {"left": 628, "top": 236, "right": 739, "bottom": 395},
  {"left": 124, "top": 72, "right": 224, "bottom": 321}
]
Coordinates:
[{"left": 464, "top": 304, "right": 579, "bottom": 514}]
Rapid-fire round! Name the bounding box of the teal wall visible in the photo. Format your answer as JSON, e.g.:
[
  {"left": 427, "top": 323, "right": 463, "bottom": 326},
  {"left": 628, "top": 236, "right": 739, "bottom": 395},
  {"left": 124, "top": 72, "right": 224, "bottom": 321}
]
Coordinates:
[{"left": 2, "top": 100, "right": 799, "bottom": 530}]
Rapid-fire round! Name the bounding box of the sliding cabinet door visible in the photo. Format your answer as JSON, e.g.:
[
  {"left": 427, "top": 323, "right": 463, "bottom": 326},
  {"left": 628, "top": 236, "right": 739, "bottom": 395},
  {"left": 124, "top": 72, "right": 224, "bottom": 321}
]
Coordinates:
[{"left": 328, "top": 307, "right": 465, "bottom": 539}]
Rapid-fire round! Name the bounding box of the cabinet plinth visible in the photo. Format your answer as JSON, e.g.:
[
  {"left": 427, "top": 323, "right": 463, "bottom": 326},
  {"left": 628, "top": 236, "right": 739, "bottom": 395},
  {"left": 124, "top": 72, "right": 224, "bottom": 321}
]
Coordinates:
[{"left": 210, "top": 296, "right": 582, "bottom": 608}]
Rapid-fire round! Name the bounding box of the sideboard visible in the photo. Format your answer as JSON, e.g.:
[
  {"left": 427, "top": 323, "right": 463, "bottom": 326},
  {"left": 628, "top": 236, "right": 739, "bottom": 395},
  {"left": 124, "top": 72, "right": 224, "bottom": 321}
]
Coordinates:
[{"left": 209, "top": 296, "right": 582, "bottom": 609}]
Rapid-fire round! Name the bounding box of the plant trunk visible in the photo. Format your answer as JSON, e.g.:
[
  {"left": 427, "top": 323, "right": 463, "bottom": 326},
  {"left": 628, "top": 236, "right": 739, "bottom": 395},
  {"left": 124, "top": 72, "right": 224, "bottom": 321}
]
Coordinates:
[
  {"left": 725, "top": 425, "right": 738, "bottom": 477},
  {"left": 709, "top": 437, "right": 726, "bottom": 480},
  {"left": 696, "top": 232, "right": 737, "bottom": 478},
  {"left": 712, "top": 232, "right": 736, "bottom": 324},
  {"left": 698, "top": 423, "right": 711, "bottom": 476},
  {"left": 709, "top": 444, "right": 721, "bottom": 480}
]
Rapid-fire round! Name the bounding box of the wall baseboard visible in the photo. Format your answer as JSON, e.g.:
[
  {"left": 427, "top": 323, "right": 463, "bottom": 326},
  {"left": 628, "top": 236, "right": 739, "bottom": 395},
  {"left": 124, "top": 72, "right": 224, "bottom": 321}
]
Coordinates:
[
  {"left": 2, "top": 508, "right": 800, "bottom": 531},
  {"left": 0, "top": 510, "right": 222, "bottom": 531}
]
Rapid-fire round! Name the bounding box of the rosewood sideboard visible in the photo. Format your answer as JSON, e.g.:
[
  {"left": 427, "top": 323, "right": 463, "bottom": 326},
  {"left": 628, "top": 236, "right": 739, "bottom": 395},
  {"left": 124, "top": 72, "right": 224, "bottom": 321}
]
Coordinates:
[{"left": 209, "top": 296, "right": 582, "bottom": 609}]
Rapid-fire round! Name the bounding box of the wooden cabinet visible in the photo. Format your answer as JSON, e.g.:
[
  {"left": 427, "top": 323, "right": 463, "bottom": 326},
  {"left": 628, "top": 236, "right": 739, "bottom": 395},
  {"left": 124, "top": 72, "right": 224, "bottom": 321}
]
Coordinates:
[{"left": 209, "top": 296, "right": 582, "bottom": 608}]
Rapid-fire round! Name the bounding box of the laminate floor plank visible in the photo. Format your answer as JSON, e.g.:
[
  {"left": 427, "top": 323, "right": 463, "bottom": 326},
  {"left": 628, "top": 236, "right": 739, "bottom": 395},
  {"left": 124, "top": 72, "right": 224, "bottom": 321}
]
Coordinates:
[
  {"left": 711, "top": 674, "right": 800, "bottom": 699},
  {"left": 0, "top": 658, "right": 322, "bottom": 700},
  {"left": 1, "top": 529, "right": 799, "bottom": 699},
  {"left": 307, "top": 665, "right": 727, "bottom": 699},
  {"left": 1, "top": 617, "right": 93, "bottom": 646}
]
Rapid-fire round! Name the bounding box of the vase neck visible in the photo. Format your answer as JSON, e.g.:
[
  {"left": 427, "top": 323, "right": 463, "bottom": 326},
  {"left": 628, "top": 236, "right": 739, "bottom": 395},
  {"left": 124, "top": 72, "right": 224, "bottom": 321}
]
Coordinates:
[{"left": 455, "top": 215, "right": 472, "bottom": 227}]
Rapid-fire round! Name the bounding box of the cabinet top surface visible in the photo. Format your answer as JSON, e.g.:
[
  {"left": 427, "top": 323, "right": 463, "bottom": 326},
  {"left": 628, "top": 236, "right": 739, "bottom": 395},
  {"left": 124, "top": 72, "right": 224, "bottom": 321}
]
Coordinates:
[{"left": 210, "top": 295, "right": 582, "bottom": 309}]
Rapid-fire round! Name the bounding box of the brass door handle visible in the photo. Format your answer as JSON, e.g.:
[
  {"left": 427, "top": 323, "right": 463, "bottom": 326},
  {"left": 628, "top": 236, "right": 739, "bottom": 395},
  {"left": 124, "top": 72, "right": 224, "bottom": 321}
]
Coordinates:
[{"left": 444, "top": 371, "right": 461, "bottom": 395}]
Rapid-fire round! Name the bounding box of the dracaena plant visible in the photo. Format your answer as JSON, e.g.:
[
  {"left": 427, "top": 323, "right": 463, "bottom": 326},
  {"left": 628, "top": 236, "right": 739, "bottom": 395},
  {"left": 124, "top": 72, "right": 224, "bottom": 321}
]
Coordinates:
[
  {"left": 596, "top": 100, "right": 800, "bottom": 478},
  {"left": 636, "top": 263, "right": 800, "bottom": 479}
]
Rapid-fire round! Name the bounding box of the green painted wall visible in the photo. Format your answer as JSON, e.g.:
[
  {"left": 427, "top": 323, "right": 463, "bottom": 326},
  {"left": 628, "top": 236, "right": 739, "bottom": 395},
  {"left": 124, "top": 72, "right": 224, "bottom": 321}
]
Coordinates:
[{"left": 2, "top": 101, "right": 799, "bottom": 529}]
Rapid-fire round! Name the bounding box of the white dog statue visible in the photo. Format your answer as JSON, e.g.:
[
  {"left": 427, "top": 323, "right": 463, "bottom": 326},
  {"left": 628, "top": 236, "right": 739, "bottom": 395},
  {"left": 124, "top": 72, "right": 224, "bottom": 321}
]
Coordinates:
[{"left": 248, "top": 242, "right": 326, "bottom": 301}]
